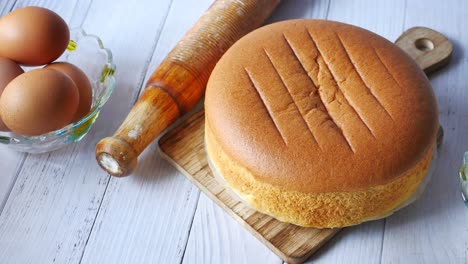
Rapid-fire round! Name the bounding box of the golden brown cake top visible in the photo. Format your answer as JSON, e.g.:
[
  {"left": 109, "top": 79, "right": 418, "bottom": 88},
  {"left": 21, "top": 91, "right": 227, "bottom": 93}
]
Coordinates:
[{"left": 205, "top": 19, "right": 438, "bottom": 193}]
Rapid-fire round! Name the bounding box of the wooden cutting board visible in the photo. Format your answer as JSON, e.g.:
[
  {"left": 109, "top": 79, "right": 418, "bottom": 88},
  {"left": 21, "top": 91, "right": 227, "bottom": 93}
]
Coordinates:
[
  {"left": 159, "top": 111, "right": 339, "bottom": 264},
  {"left": 158, "top": 27, "right": 452, "bottom": 264}
]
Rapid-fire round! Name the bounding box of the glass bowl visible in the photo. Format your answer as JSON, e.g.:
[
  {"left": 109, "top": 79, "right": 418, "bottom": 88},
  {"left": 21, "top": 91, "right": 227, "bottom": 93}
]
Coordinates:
[
  {"left": 0, "top": 28, "right": 116, "bottom": 153},
  {"left": 460, "top": 151, "right": 468, "bottom": 205}
]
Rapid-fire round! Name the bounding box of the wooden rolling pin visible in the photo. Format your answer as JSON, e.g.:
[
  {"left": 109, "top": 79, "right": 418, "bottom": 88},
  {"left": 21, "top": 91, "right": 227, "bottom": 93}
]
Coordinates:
[{"left": 95, "top": 0, "right": 282, "bottom": 176}]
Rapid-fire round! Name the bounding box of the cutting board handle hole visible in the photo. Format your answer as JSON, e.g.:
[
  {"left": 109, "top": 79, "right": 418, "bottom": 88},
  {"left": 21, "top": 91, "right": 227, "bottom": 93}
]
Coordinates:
[{"left": 415, "top": 38, "right": 435, "bottom": 51}]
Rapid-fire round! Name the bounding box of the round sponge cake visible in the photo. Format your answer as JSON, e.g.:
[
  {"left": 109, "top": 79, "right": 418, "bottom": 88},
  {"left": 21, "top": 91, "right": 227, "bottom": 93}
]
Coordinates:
[{"left": 204, "top": 19, "right": 438, "bottom": 228}]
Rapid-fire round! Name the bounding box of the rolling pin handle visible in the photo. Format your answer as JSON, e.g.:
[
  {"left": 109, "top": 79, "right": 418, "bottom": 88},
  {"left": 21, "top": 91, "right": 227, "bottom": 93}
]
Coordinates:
[
  {"left": 96, "top": 87, "right": 180, "bottom": 177},
  {"left": 96, "top": 137, "right": 138, "bottom": 177}
]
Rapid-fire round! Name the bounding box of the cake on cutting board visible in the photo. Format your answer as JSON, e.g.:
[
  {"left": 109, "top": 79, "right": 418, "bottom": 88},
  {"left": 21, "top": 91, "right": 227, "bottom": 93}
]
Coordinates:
[{"left": 204, "top": 19, "right": 438, "bottom": 228}]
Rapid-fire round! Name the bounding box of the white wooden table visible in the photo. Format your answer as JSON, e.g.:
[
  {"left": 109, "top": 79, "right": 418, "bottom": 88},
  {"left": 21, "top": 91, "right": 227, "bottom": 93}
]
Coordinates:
[{"left": 1, "top": 0, "right": 467, "bottom": 263}]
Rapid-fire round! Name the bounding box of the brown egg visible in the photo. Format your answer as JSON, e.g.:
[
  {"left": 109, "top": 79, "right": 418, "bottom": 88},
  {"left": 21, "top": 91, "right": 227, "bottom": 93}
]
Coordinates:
[
  {"left": 0, "top": 69, "right": 79, "bottom": 136},
  {"left": 45, "top": 62, "right": 93, "bottom": 122},
  {"left": 0, "top": 7, "right": 69, "bottom": 65},
  {"left": 0, "top": 57, "right": 24, "bottom": 131}
]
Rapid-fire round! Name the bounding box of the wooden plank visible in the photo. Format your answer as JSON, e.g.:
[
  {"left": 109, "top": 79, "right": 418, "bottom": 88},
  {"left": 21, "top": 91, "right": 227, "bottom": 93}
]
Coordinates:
[
  {"left": 267, "top": 0, "right": 330, "bottom": 24},
  {"left": 182, "top": 193, "right": 282, "bottom": 264},
  {"left": 0, "top": 0, "right": 26, "bottom": 209},
  {"left": 0, "top": 151, "right": 25, "bottom": 214},
  {"left": 159, "top": 112, "right": 339, "bottom": 264},
  {"left": 69, "top": 0, "right": 92, "bottom": 29},
  {"left": 0, "top": 0, "right": 174, "bottom": 263},
  {"left": 182, "top": 1, "right": 331, "bottom": 263},
  {"left": 79, "top": 1, "right": 215, "bottom": 263},
  {"left": 14, "top": 0, "right": 78, "bottom": 19},
  {"left": 81, "top": 146, "right": 200, "bottom": 264},
  {"left": 326, "top": 0, "right": 407, "bottom": 41},
  {"left": 0, "top": 0, "right": 17, "bottom": 15},
  {"left": 0, "top": 1, "right": 14, "bottom": 13},
  {"left": 382, "top": 0, "right": 468, "bottom": 263},
  {"left": 311, "top": 221, "right": 385, "bottom": 264}
]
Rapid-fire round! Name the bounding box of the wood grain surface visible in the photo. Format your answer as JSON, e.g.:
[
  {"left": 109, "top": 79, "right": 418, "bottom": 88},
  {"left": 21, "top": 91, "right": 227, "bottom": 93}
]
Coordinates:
[{"left": 0, "top": 1, "right": 467, "bottom": 264}]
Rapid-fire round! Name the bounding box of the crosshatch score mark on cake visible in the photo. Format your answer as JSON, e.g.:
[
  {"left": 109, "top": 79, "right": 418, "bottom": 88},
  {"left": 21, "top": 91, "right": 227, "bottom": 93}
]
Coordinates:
[
  {"left": 244, "top": 68, "right": 288, "bottom": 146},
  {"left": 303, "top": 30, "right": 357, "bottom": 152},
  {"left": 262, "top": 48, "right": 321, "bottom": 149},
  {"left": 307, "top": 30, "right": 376, "bottom": 140},
  {"left": 335, "top": 33, "right": 395, "bottom": 121},
  {"left": 282, "top": 34, "right": 333, "bottom": 150},
  {"left": 372, "top": 45, "right": 405, "bottom": 93}
]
